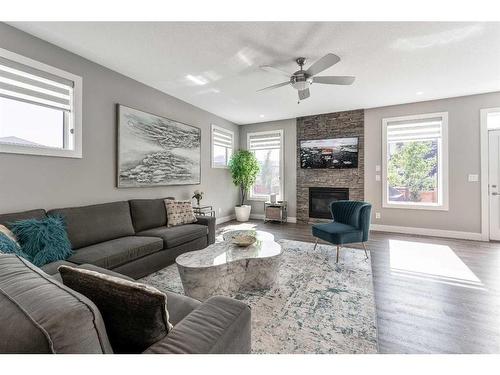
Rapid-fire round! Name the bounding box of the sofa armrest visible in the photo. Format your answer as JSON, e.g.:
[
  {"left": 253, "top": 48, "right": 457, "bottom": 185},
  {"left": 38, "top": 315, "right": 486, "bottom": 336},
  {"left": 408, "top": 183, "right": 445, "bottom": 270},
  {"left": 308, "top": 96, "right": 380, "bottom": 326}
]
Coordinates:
[
  {"left": 195, "top": 215, "right": 216, "bottom": 244},
  {"left": 143, "top": 296, "right": 251, "bottom": 354}
]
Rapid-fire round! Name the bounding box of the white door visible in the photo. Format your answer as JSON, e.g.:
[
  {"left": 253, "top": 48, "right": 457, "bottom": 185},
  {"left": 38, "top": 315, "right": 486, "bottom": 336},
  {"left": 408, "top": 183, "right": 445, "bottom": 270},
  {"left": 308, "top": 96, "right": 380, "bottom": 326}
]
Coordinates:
[{"left": 489, "top": 130, "right": 500, "bottom": 240}]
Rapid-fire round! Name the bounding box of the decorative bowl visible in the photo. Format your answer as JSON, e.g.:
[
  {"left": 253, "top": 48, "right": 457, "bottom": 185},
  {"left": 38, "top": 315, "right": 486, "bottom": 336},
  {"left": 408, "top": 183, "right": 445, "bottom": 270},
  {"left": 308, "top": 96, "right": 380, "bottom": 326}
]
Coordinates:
[{"left": 232, "top": 234, "right": 256, "bottom": 247}]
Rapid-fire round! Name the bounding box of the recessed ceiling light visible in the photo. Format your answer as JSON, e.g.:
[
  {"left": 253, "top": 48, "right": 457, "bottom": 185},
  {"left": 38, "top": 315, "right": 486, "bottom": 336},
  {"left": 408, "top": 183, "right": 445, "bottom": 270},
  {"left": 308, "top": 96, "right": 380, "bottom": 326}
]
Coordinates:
[
  {"left": 416, "top": 91, "right": 424, "bottom": 95},
  {"left": 259, "top": 114, "right": 265, "bottom": 118},
  {"left": 186, "top": 74, "right": 208, "bottom": 86}
]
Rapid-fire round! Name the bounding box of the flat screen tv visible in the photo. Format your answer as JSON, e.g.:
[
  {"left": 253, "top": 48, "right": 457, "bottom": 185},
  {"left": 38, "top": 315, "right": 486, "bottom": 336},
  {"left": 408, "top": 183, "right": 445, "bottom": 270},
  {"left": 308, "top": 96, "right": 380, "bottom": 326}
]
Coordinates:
[{"left": 300, "top": 137, "right": 359, "bottom": 169}]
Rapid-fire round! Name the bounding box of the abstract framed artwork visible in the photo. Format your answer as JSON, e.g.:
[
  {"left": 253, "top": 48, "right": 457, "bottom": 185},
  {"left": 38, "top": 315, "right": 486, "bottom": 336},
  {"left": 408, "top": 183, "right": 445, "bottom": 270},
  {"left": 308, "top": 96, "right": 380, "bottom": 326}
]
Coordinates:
[{"left": 117, "top": 105, "right": 201, "bottom": 187}]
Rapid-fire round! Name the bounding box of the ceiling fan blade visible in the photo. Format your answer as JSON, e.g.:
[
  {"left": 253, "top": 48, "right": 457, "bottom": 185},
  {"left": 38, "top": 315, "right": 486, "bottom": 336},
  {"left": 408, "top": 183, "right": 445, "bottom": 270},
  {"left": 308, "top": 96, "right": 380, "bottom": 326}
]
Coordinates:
[
  {"left": 257, "top": 81, "right": 290, "bottom": 92},
  {"left": 313, "top": 76, "right": 356, "bottom": 85},
  {"left": 305, "top": 53, "right": 341, "bottom": 76},
  {"left": 298, "top": 88, "right": 310, "bottom": 100},
  {"left": 260, "top": 65, "right": 292, "bottom": 78}
]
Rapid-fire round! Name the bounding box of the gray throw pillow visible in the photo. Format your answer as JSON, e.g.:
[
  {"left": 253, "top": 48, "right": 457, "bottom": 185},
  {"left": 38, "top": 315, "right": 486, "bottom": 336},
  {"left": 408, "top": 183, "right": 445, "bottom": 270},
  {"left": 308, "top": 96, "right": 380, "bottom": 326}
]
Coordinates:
[{"left": 58, "top": 265, "right": 173, "bottom": 353}]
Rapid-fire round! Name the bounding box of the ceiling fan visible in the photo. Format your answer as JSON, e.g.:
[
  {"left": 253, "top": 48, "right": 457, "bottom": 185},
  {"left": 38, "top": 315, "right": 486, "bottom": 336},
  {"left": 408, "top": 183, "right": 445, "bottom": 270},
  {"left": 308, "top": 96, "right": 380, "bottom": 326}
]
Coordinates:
[{"left": 257, "top": 53, "right": 355, "bottom": 102}]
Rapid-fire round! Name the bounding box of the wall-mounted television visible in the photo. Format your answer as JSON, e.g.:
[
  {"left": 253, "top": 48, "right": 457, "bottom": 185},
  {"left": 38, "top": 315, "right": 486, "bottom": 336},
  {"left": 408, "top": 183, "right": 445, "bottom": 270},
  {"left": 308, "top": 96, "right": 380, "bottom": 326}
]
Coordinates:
[{"left": 300, "top": 137, "right": 359, "bottom": 169}]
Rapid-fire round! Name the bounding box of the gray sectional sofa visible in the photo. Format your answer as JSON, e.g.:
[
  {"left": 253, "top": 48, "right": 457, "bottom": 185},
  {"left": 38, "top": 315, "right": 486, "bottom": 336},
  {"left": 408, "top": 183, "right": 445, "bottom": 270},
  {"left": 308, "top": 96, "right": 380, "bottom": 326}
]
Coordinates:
[
  {"left": 0, "top": 254, "right": 251, "bottom": 354},
  {"left": 0, "top": 198, "right": 252, "bottom": 354},
  {"left": 0, "top": 198, "right": 216, "bottom": 279}
]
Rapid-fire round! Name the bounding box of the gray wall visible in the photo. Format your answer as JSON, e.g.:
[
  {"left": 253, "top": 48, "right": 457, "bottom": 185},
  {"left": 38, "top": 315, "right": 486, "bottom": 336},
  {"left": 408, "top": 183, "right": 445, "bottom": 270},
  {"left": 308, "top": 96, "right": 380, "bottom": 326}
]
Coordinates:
[
  {"left": 0, "top": 23, "right": 239, "bottom": 217},
  {"left": 365, "top": 91, "right": 500, "bottom": 234},
  {"left": 239, "top": 119, "right": 297, "bottom": 219}
]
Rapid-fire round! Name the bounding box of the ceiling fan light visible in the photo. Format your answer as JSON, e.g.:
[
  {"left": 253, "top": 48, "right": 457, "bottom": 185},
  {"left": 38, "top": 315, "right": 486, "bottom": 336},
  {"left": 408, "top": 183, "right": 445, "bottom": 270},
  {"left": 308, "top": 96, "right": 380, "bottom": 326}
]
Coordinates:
[{"left": 291, "top": 78, "right": 312, "bottom": 91}]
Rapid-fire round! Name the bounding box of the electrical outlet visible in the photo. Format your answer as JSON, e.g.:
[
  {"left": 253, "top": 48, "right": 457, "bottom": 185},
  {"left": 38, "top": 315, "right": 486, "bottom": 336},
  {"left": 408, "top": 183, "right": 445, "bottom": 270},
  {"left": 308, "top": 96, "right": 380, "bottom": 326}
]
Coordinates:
[
  {"left": 375, "top": 212, "right": 381, "bottom": 219},
  {"left": 375, "top": 174, "right": 381, "bottom": 181},
  {"left": 375, "top": 165, "right": 381, "bottom": 172},
  {"left": 468, "top": 174, "right": 479, "bottom": 182}
]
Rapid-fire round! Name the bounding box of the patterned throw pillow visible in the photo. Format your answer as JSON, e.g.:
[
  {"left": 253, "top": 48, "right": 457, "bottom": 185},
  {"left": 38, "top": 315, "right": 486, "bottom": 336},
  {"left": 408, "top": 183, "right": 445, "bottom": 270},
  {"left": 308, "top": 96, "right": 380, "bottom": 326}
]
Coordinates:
[{"left": 164, "top": 199, "right": 197, "bottom": 227}]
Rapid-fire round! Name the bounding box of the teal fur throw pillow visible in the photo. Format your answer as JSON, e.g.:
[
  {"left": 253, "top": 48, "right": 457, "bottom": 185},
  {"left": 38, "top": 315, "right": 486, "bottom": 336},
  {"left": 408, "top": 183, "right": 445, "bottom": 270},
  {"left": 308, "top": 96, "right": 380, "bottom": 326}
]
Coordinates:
[
  {"left": 0, "top": 232, "right": 31, "bottom": 260},
  {"left": 10, "top": 216, "right": 73, "bottom": 267}
]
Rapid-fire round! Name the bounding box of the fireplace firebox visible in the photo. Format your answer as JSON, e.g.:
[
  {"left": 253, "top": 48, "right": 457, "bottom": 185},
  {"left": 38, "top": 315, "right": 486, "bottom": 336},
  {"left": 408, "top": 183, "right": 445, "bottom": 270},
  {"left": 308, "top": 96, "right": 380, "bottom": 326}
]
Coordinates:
[{"left": 308, "top": 187, "right": 349, "bottom": 219}]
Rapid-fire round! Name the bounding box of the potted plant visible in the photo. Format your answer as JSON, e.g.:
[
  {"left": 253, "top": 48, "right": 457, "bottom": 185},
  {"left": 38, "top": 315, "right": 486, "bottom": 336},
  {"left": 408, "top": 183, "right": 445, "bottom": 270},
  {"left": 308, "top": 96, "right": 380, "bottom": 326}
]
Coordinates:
[
  {"left": 228, "top": 150, "right": 260, "bottom": 222},
  {"left": 192, "top": 190, "right": 204, "bottom": 207}
]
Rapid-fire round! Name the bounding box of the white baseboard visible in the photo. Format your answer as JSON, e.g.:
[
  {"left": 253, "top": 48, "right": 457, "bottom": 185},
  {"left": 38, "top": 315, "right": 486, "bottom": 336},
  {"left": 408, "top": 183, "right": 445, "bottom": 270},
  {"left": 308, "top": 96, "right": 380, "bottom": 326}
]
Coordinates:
[
  {"left": 370, "top": 224, "right": 483, "bottom": 241},
  {"left": 216, "top": 214, "right": 235, "bottom": 225}
]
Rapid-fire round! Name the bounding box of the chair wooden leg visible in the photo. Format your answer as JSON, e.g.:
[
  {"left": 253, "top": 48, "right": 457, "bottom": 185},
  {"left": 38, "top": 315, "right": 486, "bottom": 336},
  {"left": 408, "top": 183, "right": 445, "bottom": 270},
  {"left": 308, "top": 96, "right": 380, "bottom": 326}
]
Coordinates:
[
  {"left": 336, "top": 245, "right": 340, "bottom": 263},
  {"left": 313, "top": 238, "right": 318, "bottom": 250},
  {"left": 362, "top": 242, "right": 369, "bottom": 259}
]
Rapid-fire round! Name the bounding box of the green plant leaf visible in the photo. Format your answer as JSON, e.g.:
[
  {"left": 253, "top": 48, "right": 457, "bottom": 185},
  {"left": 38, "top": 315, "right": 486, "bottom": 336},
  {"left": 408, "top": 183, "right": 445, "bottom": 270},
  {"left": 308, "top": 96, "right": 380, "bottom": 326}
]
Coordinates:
[{"left": 228, "top": 150, "right": 260, "bottom": 206}]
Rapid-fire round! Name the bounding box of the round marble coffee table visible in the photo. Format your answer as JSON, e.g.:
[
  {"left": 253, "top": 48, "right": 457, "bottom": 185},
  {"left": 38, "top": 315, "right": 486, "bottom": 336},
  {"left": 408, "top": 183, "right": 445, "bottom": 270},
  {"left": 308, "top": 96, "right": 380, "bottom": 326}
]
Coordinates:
[{"left": 175, "top": 230, "right": 282, "bottom": 301}]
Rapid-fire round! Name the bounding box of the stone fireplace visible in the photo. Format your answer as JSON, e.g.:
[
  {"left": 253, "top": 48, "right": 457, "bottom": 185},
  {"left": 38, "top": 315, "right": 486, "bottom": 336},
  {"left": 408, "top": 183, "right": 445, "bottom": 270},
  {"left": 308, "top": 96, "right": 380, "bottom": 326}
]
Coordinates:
[
  {"left": 309, "top": 187, "right": 349, "bottom": 219},
  {"left": 296, "top": 109, "right": 364, "bottom": 223}
]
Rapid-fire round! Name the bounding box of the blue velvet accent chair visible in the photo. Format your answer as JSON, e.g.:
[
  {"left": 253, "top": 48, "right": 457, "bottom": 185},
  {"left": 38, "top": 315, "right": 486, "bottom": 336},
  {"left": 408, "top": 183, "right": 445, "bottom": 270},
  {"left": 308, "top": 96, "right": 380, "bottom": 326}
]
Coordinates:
[{"left": 311, "top": 200, "right": 372, "bottom": 263}]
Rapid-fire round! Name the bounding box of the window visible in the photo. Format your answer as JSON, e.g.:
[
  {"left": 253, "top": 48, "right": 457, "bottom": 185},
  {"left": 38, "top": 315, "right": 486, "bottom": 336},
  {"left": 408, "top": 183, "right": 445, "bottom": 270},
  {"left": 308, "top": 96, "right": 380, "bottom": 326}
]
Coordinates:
[
  {"left": 248, "top": 130, "right": 283, "bottom": 200},
  {"left": 487, "top": 110, "right": 500, "bottom": 130},
  {"left": 0, "top": 48, "right": 82, "bottom": 158},
  {"left": 211, "top": 124, "right": 234, "bottom": 168},
  {"left": 382, "top": 112, "right": 448, "bottom": 210}
]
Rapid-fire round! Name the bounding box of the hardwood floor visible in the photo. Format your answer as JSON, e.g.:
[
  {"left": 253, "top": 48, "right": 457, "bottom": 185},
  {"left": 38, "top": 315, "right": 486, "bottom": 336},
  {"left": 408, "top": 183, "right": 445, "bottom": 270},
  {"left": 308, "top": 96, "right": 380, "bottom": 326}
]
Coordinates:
[{"left": 218, "top": 219, "right": 500, "bottom": 353}]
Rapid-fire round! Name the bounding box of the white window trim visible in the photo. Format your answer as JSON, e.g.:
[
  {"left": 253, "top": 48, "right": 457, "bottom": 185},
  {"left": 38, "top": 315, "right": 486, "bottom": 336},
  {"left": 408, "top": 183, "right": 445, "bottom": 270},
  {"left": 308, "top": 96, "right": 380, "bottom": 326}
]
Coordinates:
[
  {"left": 211, "top": 124, "right": 234, "bottom": 169},
  {"left": 0, "top": 47, "right": 82, "bottom": 158},
  {"left": 247, "top": 129, "right": 284, "bottom": 201},
  {"left": 382, "top": 112, "right": 449, "bottom": 211}
]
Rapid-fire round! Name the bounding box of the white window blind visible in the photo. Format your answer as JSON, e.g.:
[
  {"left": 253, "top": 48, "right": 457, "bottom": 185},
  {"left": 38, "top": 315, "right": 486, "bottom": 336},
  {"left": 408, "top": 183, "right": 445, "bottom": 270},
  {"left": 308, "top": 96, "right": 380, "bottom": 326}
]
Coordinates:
[
  {"left": 0, "top": 56, "right": 74, "bottom": 112},
  {"left": 386, "top": 118, "right": 443, "bottom": 142},
  {"left": 213, "top": 126, "right": 233, "bottom": 148},
  {"left": 211, "top": 125, "right": 233, "bottom": 168},
  {"left": 248, "top": 131, "right": 282, "bottom": 150}
]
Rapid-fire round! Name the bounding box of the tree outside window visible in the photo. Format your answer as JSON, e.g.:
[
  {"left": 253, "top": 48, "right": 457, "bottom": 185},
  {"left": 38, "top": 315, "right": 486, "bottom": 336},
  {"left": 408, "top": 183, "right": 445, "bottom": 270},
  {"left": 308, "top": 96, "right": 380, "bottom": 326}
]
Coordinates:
[{"left": 387, "top": 140, "right": 438, "bottom": 203}]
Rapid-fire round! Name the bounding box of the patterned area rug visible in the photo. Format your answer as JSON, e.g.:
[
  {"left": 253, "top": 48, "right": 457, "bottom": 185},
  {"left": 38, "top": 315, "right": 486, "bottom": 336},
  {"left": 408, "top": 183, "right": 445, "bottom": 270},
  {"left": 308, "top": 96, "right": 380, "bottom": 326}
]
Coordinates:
[{"left": 140, "top": 239, "right": 378, "bottom": 354}]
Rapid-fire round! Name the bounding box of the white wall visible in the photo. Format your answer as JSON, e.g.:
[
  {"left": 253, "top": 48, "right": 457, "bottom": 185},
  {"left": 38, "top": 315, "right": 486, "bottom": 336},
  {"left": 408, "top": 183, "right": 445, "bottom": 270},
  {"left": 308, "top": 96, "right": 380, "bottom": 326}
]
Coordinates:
[
  {"left": 365, "top": 92, "right": 500, "bottom": 236},
  {"left": 239, "top": 118, "right": 297, "bottom": 219},
  {"left": 0, "top": 23, "right": 239, "bottom": 217}
]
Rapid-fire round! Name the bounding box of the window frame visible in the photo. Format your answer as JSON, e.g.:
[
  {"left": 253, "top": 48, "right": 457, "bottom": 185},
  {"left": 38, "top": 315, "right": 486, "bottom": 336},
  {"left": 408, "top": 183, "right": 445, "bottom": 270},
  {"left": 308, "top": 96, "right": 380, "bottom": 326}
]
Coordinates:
[
  {"left": 0, "top": 47, "right": 82, "bottom": 158},
  {"left": 211, "top": 124, "right": 234, "bottom": 169},
  {"left": 247, "top": 129, "right": 284, "bottom": 201},
  {"left": 382, "top": 112, "right": 449, "bottom": 211}
]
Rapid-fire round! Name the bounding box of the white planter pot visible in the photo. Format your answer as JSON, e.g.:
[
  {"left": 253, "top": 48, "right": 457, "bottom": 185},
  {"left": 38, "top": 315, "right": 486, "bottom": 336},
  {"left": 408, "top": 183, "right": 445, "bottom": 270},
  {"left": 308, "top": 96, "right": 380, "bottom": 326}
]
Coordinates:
[{"left": 235, "top": 205, "right": 252, "bottom": 222}]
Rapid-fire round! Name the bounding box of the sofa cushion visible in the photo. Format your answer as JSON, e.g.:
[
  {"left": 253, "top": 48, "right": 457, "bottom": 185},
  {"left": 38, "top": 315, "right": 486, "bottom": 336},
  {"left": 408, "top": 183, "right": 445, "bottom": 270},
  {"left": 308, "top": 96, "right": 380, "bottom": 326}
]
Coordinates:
[
  {"left": 68, "top": 236, "right": 163, "bottom": 269},
  {"left": 0, "top": 209, "right": 47, "bottom": 228},
  {"left": 59, "top": 265, "right": 173, "bottom": 354},
  {"left": 137, "top": 224, "right": 208, "bottom": 249},
  {"left": 144, "top": 296, "right": 251, "bottom": 354},
  {"left": 129, "top": 198, "right": 168, "bottom": 232},
  {"left": 0, "top": 254, "right": 113, "bottom": 354},
  {"left": 47, "top": 201, "right": 135, "bottom": 249}
]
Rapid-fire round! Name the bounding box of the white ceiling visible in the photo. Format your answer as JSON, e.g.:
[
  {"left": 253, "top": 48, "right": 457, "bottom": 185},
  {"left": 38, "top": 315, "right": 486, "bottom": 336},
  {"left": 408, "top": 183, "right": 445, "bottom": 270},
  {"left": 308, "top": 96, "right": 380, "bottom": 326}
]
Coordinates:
[{"left": 10, "top": 22, "right": 500, "bottom": 125}]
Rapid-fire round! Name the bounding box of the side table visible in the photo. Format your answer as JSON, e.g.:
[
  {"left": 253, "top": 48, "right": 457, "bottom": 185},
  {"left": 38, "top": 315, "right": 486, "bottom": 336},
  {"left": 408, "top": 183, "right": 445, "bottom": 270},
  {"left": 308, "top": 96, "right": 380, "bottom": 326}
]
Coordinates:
[
  {"left": 193, "top": 205, "right": 216, "bottom": 217},
  {"left": 264, "top": 201, "right": 287, "bottom": 223}
]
